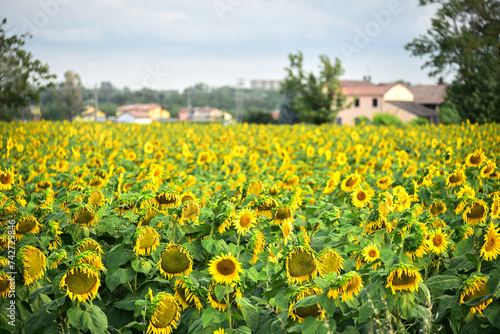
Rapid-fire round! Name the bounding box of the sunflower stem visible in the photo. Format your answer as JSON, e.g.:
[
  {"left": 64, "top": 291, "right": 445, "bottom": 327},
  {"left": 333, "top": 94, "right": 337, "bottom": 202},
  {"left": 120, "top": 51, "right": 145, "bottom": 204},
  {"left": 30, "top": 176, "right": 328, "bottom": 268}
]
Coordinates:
[
  {"left": 226, "top": 287, "right": 232, "bottom": 329},
  {"left": 477, "top": 258, "right": 482, "bottom": 273},
  {"left": 134, "top": 274, "right": 138, "bottom": 295}
]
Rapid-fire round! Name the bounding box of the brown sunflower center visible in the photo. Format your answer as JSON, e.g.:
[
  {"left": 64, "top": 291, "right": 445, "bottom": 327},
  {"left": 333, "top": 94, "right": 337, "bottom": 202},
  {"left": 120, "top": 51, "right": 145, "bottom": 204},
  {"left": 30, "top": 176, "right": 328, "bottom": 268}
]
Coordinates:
[
  {"left": 449, "top": 173, "right": 462, "bottom": 184},
  {"left": 37, "top": 181, "right": 50, "bottom": 189},
  {"left": 486, "top": 237, "right": 497, "bottom": 249},
  {"left": 216, "top": 259, "right": 236, "bottom": 276},
  {"left": 467, "top": 203, "right": 486, "bottom": 219},
  {"left": 345, "top": 279, "right": 360, "bottom": 292},
  {"left": 430, "top": 204, "right": 444, "bottom": 215},
  {"left": 462, "top": 284, "right": 488, "bottom": 303},
  {"left": 17, "top": 218, "right": 36, "bottom": 234},
  {"left": 0, "top": 275, "right": 9, "bottom": 292},
  {"left": 75, "top": 208, "right": 95, "bottom": 225},
  {"left": 239, "top": 215, "right": 251, "bottom": 228},
  {"left": 161, "top": 249, "right": 190, "bottom": 274},
  {"left": 368, "top": 250, "right": 377, "bottom": 258},
  {"left": 0, "top": 174, "right": 12, "bottom": 184},
  {"left": 66, "top": 269, "right": 97, "bottom": 294},
  {"left": 288, "top": 251, "right": 316, "bottom": 278},
  {"left": 346, "top": 177, "right": 357, "bottom": 187},
  {"left": 156, "top": 193, "right": 177, "bottom": 205},
  {"left": 152, "top": 300, "right": 177, "bottom": 328},
  {"left": 88, "top": 178, "right": 103, "bottom": 187},
  {"left": 295, "top": 303, "right": 321, "bottom": 319},
  {"left": 357, "top": 191, "right": 367, "bottom": 201},
  {"left": 392, "top": 273, "right": 419, "bottom": 287},
  {"left": 276, "top": 208, "right": 292, "bottom": 220},
  {"left": 469, "top": 154, "right": 482, "bottom": 165},
  {"left": 433, "top": 235, "right": 444, "bottom": 247}
]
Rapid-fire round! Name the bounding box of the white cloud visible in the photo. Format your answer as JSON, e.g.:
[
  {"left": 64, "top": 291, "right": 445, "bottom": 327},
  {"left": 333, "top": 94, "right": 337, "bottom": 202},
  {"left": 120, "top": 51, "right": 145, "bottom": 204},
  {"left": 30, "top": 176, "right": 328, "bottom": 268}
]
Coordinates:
[{"left": 39, "top": 28, "right": 103, "bottom": 42}]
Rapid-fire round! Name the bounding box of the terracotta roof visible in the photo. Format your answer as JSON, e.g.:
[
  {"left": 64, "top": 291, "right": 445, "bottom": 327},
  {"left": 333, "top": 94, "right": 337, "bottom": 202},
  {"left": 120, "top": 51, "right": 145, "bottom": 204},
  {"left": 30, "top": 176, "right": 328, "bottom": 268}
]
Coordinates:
[
  {"left": 388, "top": 101, "right": 438, "bottom": 118},
  {"left": 178, "top": 107, "right": 219, "bottom": 113},
  {"left": 123, "top": 110, "right": 151, "bottom": 119},
  {"left": 116, "top": 104, "right": 160, "bottom": 112},
  {"left": 342, "top": 83, "right": 397, "bottom": 96},
  {"left": 340, "top": 80, "right": 374, "bottom": 87},
  {"left": 409, "top": 85, "right": 447, "bottom": 104}
]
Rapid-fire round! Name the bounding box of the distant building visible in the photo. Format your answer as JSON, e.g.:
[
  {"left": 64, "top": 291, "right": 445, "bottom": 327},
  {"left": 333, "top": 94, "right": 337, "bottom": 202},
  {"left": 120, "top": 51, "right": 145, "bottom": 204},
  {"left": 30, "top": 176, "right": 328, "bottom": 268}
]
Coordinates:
[
  {"left": 76, "top": 106, "right": 107, "bottom": 122},
  {"left": 336, "top": 80, "right": 441, "bottom": 125},
  {"left": 116, "top": 104, "right": 170, "bottom": 121},
  {"left": 251, "top": 79, "right": 282, "bottom": 90},
  {"left": 116, "top": 110, "right": 152, "bottom": 124},
  {"left": 409, "top": 84, "right": 447, "bottom": 113},
  {"left": 178, "top": 106, "right": 233, "bottom": 122}
]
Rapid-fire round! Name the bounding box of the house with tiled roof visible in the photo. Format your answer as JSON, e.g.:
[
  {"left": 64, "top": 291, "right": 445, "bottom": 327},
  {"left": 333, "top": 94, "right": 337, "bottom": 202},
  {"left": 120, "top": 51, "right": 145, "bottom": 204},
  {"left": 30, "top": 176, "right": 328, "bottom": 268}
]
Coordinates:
[
  {"left": 116, "top": 110, "right": 153, "bottom": 124},
  {"left": 336, "top": 80, "right": 441, "bottom": 125},
  {"left": 116, "top": 104, "right": 170, "bottom": 122},
  {"left": 178, "top": 106, "right": 233, "bottom": 122}
]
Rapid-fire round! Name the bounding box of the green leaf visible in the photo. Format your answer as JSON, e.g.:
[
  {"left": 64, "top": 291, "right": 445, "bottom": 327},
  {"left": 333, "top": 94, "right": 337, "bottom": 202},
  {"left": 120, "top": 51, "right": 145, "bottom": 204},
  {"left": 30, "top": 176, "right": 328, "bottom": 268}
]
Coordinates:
[
  {"left": 201, "top": 237, "right": 219, "bottom": 254},
  {"left": 358, "top": 303, "right": 374, "bottom": 323},
  {"left": 106, "top": 244, "right": 134, "bottom": 269},
  {"left": 484, "top": 304, "right": 500, "bottom": 328},
  {"left": 487, "top": 268, "right": 500, "bottom": 294},
  {"left": 106, "top": 267, "right": 135, "bottom": 292},
  {"left": 67, "top": 305, "right": 108, "bottom": 334},
  {"left": 134, "top": 299, "right": 148, "bottom": 317},
  {"left": 199, "top": 207, "right": 215, "bottom": 223},
  {"left": 425, "top": 275, "right": 462, "bottom": 290},
  {"left": 301, "top": 316, "right": 320, "bottom": 334},
  {"left": 453, "top": 238, "right": 474, "bottom": 257},
  {"left": 291, "top": 295, "right": 318, "bottom": 311},
  {"left": 131, "top": 258, "right": 153, "bottom": 275},
  {"left": 318, "top": 292, "right": 336, "bottom": 317},
  {"left": 202, "top": 307, "right": 225, "bottom": 328},
  {"left": 235, "top": 326, "right": 252, "bottom": 334},
  {"left": 236, "top": 298, "right": 260, "bottom": 332},
  {"left": 114, "top": 297, "right": 143, "bottom": 311}
]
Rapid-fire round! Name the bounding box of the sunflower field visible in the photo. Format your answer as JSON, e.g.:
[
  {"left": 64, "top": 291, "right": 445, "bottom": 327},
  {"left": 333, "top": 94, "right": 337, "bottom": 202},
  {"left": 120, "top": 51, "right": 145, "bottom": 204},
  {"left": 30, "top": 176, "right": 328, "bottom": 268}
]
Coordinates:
[{"left": 1, "top": 120, "right": 500, "bottom": 334}]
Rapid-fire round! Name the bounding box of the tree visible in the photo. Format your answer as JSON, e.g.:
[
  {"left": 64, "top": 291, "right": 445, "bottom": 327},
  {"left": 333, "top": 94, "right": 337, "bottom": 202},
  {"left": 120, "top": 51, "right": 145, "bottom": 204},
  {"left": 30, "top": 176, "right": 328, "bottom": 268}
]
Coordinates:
[
  {"left": 280, "top": 51, "right": 347, "bottom": 124},
  {"left": 439, "top": 99, "right": 461, "bottom": 124},
  {"left": 63, "top": 70, "right": 82, "bottom": 120},
  {"left": 0, "top": 18, "right": 55, "bottom": 121},
  {"left": 405, "top": 0, "right": 500, "bottom": 123}
]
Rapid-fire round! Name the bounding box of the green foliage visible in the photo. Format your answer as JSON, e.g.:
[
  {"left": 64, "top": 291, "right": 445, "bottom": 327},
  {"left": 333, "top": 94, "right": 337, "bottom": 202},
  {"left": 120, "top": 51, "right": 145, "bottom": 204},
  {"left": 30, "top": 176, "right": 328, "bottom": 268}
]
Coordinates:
[
  {"left": 245, "top": 110, "right": 275, "bottom": 124},
  {"left": 405, "top": 0, "right": 500, "bottom": 123},
  {"left": 439, "top": 99, "right": 461, "bottom": 124},
  {"left": 280, "top": 51, "right": 348, "bottom": 124},
  {"left": 0, "top": 18, "right": 56, "bottom": 121},
  {"left": 410, "top": 117, "right": 429, "bottom": 126},
  {"left": 354, "top": 116, "right": 372, "bottom": 126},
  {"left": 372, "top": 112, "right": 403, "bottom": 126}
]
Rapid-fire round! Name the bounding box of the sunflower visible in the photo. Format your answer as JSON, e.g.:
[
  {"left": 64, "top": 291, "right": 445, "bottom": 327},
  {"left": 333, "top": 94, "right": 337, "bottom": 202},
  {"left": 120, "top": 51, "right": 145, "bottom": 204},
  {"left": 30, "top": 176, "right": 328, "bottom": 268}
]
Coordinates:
[
  {"left": 232, "top": 208, "right": 256, "bottom": 236},
  {"left": 180, "top": 191, "right": 196, "bottom": 203},
  {"left": 144, "top": 141, "right": 154, "bottom": 154},
  {"left": 213, "top": 329, "right": 226, "bottom": 334},
  {"left": 174, "top": 276, "right": 203, "bottom": 310},
  {"left": 282, "top": 175, "right": 299, "bottom": 190},
  {"left": 274, "top": 204, "right": 293, "bottom": 225},
  {"left": 386, "top": 263, "right": 423, "bottom": 294},
  {"left": 155, "top": 190, "right": 180, "bottom": 211},
  {"left": 336, "top": 152, "right": 347, "bottom": 165},
  {"left": 465, "top": 149, "right": 486, "bottom": 168},
  {"left": 243, "top": 178, "right": 263, "bottom": 197},
  {"left": 429, "top": 201, "right": 447, "bottom": 217},
  {"left": 216, "top": 203, "right": 235, "bottom": 233},
  {"left": 361, "top": 243, "right": 380, "bottom": 269},
  {"left": 288, "top": 285, "right": 326, "bottom": 322},
  {"left": 281, "top": 219, "right": 293, "bottom": 245},
  {"left": 53, "top": 160, "right": 70, "bottom": 173},
  {"left": 376, "top": 175, "right": 392, "bottom": 190},
  {"left": 72, "top": 205, "right": 98, "bottom": 226},
  {"left": 0, "top": 168, "right": 15, "bottom": 191},
  {"left": 0, "top": 235, "right": 8, "bottom": 251},
  {"left": 427, "top": 229, "right": 449, "bottom": 254},
  {"left": 0, "top": 257, "right": 8, "bottom": 266},
  {"left": 0, "top": 272, "right": 12, "bottom": 298},
  {"left": 59, "top": 264, "right": 100, "bottom": 302},
  {"left": 327, "top": 272, "right": 364, "bottom": 302},
  {"left": 18, "top": 246, "right": 46, "bottom": 285},
  {"left": 255, "top": 196, "right": 279, "bottom": 218},
  {"left": 459, "top": 275, "right": 493, "bottom": 314},
  {"left": 491, "top": 196, "right": 500, "bottom": 219},
  {"left": 480, "top": 223, "right": 500, "bottom": 261},
  {"left": 286, "top": 247, "right": 318, "bottom": 285},
  {"left": 323, "top": 172, "right": 341, "bottom": 194},
  {"left": 318, "top": 249, "right": 344, "bottom": 277},
  {"left": 48, "top": 249, "right": 67, "bottom": 269},
  {"left": 197, "top": 151, "right": 211, "bottom": 165},
  {"left": 250, "top": 231, "right": 266, "bottom": 264},
  {"left": 47, "top": 220, "right": 62, "bottom": 250},
  {"left": 158, "top": 244, "right": 193, "bottom": 279},
  {"left": 457, "top": 185, "right": 475, "bottom": 199},
  {"left": 351, "top": 185, "right": 373, "bottom": 209},
  {"left": 207, "top": 281, "right": 243, "bottom": 311},
  {"left": 74, "top": 251, "right": 104, "bottom": 271},
  {"left": 145, "top": 291, "right": 181, "bottom": 334},
  {"left": 138, "top": 206, "right": 160, "bottom": 227},
  {"left": 446, "top": 169, "right": 466, "bottom": 187},
  {"left": 208, "top": 253, "right": 242, "bottom": 285},
  {"left": 480, "top": 160, "right": 497, "bottom": 178},
  {"left": 134, "top": 226, "right": 160, "bottom": 256},
  {"left": 178, "top": 200, "right": 199, "bottom": 225},
  {"left": 340, "top": 173, "right": 362, "bottom": 192},
  {"left": 463, "top": 200, "right": 488, "bottom": 225},
  {"left": 87, "top": 189, "right": 106, "bottom": 209},
  {"left": 75, "top": 238, "right": 103, "bottom": 256},
  {"left": 15, "top": 215, "right": 42, "bottom": 240}
]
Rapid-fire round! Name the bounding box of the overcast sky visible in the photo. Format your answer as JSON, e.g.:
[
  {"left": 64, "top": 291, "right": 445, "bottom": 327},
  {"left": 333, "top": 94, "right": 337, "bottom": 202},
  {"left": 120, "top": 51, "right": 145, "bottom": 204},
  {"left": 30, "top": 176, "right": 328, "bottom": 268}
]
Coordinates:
[{"left": 2, "top": 0, "right": 440, "bottom": 91}]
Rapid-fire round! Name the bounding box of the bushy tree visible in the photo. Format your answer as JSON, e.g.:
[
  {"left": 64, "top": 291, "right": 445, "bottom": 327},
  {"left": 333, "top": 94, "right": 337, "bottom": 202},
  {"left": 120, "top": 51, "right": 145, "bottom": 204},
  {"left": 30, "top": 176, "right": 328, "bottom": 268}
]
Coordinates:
[
  {"left": 280, "top": 51, "right": 348, "bottom": 124},
  {"left": 439, "top": 99, "right": 461, "bottom": 124},
  {"left": 372, "top": 112, "right": 403, "bottom": 126},
  {"left": 0, "top": 18, "right": 55, "bottom": 120},
  {"left": 405, "top": 0, "right": 500, "bottom": 123}
]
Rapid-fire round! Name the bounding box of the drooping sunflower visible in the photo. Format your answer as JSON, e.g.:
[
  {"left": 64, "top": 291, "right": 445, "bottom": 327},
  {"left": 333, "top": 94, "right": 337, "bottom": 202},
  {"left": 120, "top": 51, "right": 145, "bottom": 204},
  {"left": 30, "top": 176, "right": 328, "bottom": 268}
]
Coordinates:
[
  {"left": 87, "top": 189, "right": 106, "bottom": 209},
  {"left": 158, "top": 244, "right": 193, "bottom": 279},
  {"left": 242, "top": 178, "right": 263, "bottom": 197},
  {"left": 0, "top": 272, "right": 12, "bottom": 298},
  {"left": 206, "top": 281, "right": 243, "bottom": 311},
  {"left": 180, "top": 191, "right": 196, "bottom": 203},
  {"left": 134, "top": 226, "right": 160, "bottom": 256},
  {"left": 427, "top": 229, "right": 449, "bottom": 255},
  {"left": 459, "top": 275, "right": 493, "bottom": 314},
  {"left": 480, "top": 160, "right": 497, "bottom": 178},
  {"left": 0, "top": 235, "right": 9, "bottom": 251},
  {"left": 386, "top": 263, "right": 423, "bottom": 294},
  {"left": 491, "top": 196, "right": 500, "bottom": 219},
  {"left": 282, "top": 175, "right": 299, "bottom": 190},
  {"left": 155, "top": 190, "right": 180, "bottom": 211},
  {"left": 273, "top": 204, "right": 293, "bottom": 225},
  {"left": 429, "top": 201, "right": 447, "bottom": 217},
  {"left": 281, "top": 219, "right": 293, "bottom": 245},
  {"left": 75, "top": 238, "right": 103, "bottom": 256},
  {"left": 59, "top": 264, "right": 100, "bottom": 302},
  {"left": 404, "top": 223, "right": 428, "bottom": 259},
  {"left": 48, "top": 249, "right": 67, "bottom": 269},
  {"left": 174, "top": 276, "right": 203, "bottom": 310},
  {"left": 327, "top": 272, "right": 364, "bottom": 302},
  {"left": 457, "top": 185, "right": 476, "bottom": 199},
  {"left": 376, "top": 175, "right": 392, "bottom": 190},
  {"left": 15, "top": 215, "right": 42, "bottom": 240},
  {"left": 286, "top": 247, "right": 318, "bottom": 285},
  {"left": 318, "top": 249, "right": 344, "bottom": 277},
  {"left": 208, "top": 252, "right": 242, "bottom": 285},
  {"left": 18, "top": 246, "right": 47, "bottom": 285},
  {"left": 250, "top": 231, "right": 266, "bottom": 264},
  {"left": 0, "top": 168, "right": 15, "bottom": 191},
  {"left": 446, "top": 169, "right": 466, "bottom": 187},
  {"left": 463, "top": 199, "right": 488, "bottom": 225},
  {"left": 178, "top": 200, "right": 199, "bottom": 225},
  {"left": 47, "top": 220, "right": 62, "bottom": 250},
  {"left": 361, "top": 243, "right": 380, "bottom": 269},
  {"left": 72, "top": 204, "right": 98, "bottom": 226},
  {"left": 480, "top": 222, "right": 500, "bottom": 261},
  {"left": 216, "top": 202, "right": 235, "bottom": 234},
  {"left": 138, "top": 206, "right": 160, "bottom": 227},
  {"left": 255, "top": 196, "right": 279, "bottom": 218},
  {"left": 351, "top": 185, "right": 373, "bottom": 209},
  {"left": 323, "top": 172, "right": 341, "bottom": 194},
  {"left": 288, "top": 285, "right": 326, "bottom": 322},
  {"left": 145, "top": 291, "right": 181, "bottom": 334},
  {"left": 231, "top": 208, "right": 256, "bottom": 236},
  {"left": 340, "top": 173, "right": 362, "bottom": 192},
  {"left": 74, "top": 250, "right": 104, "bottom": 271},
  {"left": 465, "top": 149, "right": 486, "bottom": 168}
]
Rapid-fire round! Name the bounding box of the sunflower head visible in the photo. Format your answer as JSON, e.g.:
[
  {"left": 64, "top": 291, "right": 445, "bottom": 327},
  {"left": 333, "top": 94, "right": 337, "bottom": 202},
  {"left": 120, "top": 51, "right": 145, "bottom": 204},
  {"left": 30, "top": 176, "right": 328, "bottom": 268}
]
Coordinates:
[
  {"left": 133, "top": 226, "right": 160, "bottom": 256},
  {"left": 59, "top": 264, "right": 100, "bottom": 302},
  {"left": 459, "top": 275, "right": 493, "bottom": 314},
  {"left": 158, "top": 244, "right": 193, "bottom": 279},
  {"left": 35, "top": 179, "right": 52, "bottom": 192},
  {"left": 18, "top": 246, "right": 47, "bottom": 285},
  {"left": 178, "top": 200, "right": 200, "bottom": 225},
  {"left": 427, "top": 228, "right": 449, "bottom": 255},
  {"left": 480, "top": 222, "right": 500, "bottom": 261},
  {"left": 208, "top": 252, "right": 242, "bottom": 285},
  {"left": 155, "top": 190, "right": 181, "bottom": 210},
  {"left": 75, "top": 238, "right": 103, "bottom": 256},
  {"left": 288, "top": 285, "right": 326, "bottom": 322},
  {"left": 429, "top": 201, "right": 447, "bottom": 216},
  {"left": 465, "top": 149, "right": 486, "bottom": 168},
  {"left": 146, "top": 292, "right": 181, "bottom": 334},
  {"left": 174, "top": 276, "right": 203, "bottom": 310},
  {"left": 74, "top": 250, "right": 104, "bottom": 271},
  {"left": 361, "top": 243, "right": 380, "bottom": 269},
  {"left": 341, "top": 173, "right": 362, "bottom": 192},
  {"left": 242, "top": 178, "right": 264, "bottom": 198},
  {"left": 207, "top": 281, "right": 243, "bottom": 311},
  {"left": 87, "top": 189, "right": 106, "bottom": 209},
  {"left": 327, "top": 272, "right": 364, "bottom": 302},
  {"left": 255, "top": 195, "right": 279, "bottom": 218},
  {"left": 233, "top": 208, "right": 257, "bottom": 236},
  {"left": 0, "top": 168, "right": 15, "bottom": 191},
  {"left": 446, "top": 169, "right": 466, "bottom": 187},
  {"left": 318, "top": 248, "right": 344, "bottom": 277},
  {"left": 180, "top": 191, "right": 196, "bottom": 203},
  {"left": 0, "top": 271, "right": 12, "bottom": 298},
  {"left": 72, "top": 204, "right": 98, "bottom": 226},
  {"left": 463, "top": 200, "right": 488, "bottom": 225},
  {"left": 273, "top": 204, "right": 293, "bottom": 225},
  {"left": 15, "top": 215, "right": 42, "bottom": 240},
  {"left": 48, "top": 249, "right": 67, "bottom": 269},
  {"left": 386, "top": 263, "right": 423, "bottom": 294},
  {"left": 285, "top": 246, "right": 318, "bottom": 285},
  {"left": 351, "top": 185, "right": 373, "bottom": 209}
]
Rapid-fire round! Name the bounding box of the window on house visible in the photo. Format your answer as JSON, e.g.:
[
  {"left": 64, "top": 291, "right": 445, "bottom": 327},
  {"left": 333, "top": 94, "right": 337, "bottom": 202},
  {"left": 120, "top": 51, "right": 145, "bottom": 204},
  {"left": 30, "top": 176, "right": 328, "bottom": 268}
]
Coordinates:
[
  {"left": 372, "top": 98, "right": 378, "bottom": 107},
  {"left": 335, "top": 117, "right": 342, "bottom": 125},
  {"left": 354, "top": 98, "right": 360, "bottom": 107}
]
